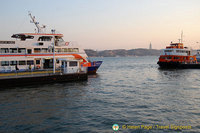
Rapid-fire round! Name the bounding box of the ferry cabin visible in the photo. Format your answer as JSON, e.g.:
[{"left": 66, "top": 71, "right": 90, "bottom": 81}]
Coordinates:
[
  {"left": 0, "top": 33, "right": 88, "bottom": 72},
  {"left": 158, "top": 43, "right": 197, "bottom": 63}
]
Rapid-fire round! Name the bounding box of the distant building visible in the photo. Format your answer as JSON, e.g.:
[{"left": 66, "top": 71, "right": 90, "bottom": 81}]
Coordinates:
[{"left": 149, "top": 42, "right": 152, "bottom": 49}]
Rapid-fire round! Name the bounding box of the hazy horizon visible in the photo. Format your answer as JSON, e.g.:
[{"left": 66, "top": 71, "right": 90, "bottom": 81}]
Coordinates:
[{"left": 0, "top": 0, "right": 200, "bottom": 50}]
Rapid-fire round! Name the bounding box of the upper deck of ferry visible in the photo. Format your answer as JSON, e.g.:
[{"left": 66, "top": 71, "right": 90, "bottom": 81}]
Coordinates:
[
  {"left": 166, "top": 43, "right": 184, "bottom": 49},
  {"left": 160, "top": 42, "right": 191, "bottom": 56}
]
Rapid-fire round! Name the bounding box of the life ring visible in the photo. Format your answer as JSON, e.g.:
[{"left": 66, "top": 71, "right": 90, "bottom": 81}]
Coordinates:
[{"left": 36, "top": 65, "right": 40, "bottom": 69}]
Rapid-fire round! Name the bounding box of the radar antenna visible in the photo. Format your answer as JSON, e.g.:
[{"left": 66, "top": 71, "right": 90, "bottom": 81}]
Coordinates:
[{"left": 28, "top": 12, "right": 46, "bottom": 33}]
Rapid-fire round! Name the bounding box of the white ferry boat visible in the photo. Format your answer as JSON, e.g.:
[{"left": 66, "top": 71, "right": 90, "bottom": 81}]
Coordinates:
[
  {"left": 0, "top": 13, "right": 90, "bottom": 73},
  {"left": 0, "top": 13, "right": 91, "bottom": 87}
]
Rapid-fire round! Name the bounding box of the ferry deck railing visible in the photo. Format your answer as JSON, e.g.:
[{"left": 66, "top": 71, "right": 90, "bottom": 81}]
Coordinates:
[{"left": 0, "top": 67, "right": 88, "bottom": 79}]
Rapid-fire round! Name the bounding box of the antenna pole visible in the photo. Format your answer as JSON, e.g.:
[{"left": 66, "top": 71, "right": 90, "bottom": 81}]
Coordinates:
[
  {"left": 52, "top": 29, "right": 56, "bottom": 74},
  {"left": 53, "top": 36, "right": 55, "bottom": 74},
  {"left": 28, "top": 12, "right": 45, "bottom": 33}
]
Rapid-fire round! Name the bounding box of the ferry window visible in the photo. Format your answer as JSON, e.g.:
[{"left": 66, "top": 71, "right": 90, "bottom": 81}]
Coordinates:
[
  {"left": 55, "top": 48, "right": 61, "bottom": 52},
  {"left": 164, "top": 50, "right": 173, "bottom": 52},
  {"left": 73, "top": 48, "right": 79, "bottom": 52},
  {"left": 1, "top": 61, "right": 9, "bottom": 66},
  {"left": 27, "top": 49, "right": 32, "bottom": 54},
  {"left": 174, "top": 57, "right": 180, "bottom": 59},
  {"left": 11, "top": 34, "right": 34, "bottom": 41},
  {"left": 36, "top": 60, "right": 40, "bottom": 65},
  {"left": 27, "top": 60, "right": 34, "bottom": 65},
  {"left": 167, "top": 57, "right": 172, "bottom": 59},
  {"left": 10, "top": 61, "right": 18, "bottom": 66},
  {"left": 57, "top": 38, "right": 64, "bottom": 42},
  {"left": 0, "top": 41, "right": 15, "bottom": 44},
  {"left": 38, "top": 36, "right": 52, "bottom": 41},
  {"left": 34, "top": 48, "right": 41, "bottom": 53},
  {"left": 38, "top": 42, "right": 43, "bottom": 46},
  {"left": 42, "top": 48, "right": 48, "bottom": 53},
  {"left": 160, "top": 57, "right": 165, "bottom": 59},
  {"left": 1, "top": 48, "right": 9, "bottom": 53},
  {"left": 56, "top": 59, "right": 59, "bottom": 64},
  {"left": 69, "top": 61, "right": 77, "bottom": 67},
  {"left": 18, "top": 48, "right": 26, "bottom": 53},
  {"left": 10, "top": 48, "right": 17, "bottom": 53},
  {"left": 63, "top": 48, "right": 68, "bottom": 52},
  {"left": 178, "top": 50, "right": 187, "bottom": 53},
  {"left": 19, "top": 61, "right": 26, "bottom": 65},
  {"left": 68, "top": 48, "right": 73, "bottom": 52},
  {"left": 62, "top": 61, "right": 67, "bottom": 67},
  {"left": 55, "top": 37, "right": 64, "bottom": 44}
]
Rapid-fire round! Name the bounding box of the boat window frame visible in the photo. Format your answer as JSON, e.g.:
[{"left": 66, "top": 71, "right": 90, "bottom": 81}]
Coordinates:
[
  {"left": 167, "top": 56, "right": 172, "bottom": 59},
  {"left": 164, "top": 50, "right": 173, "bottom": 53},
  {"left": 69, "top": 61, "right": 78, "bottom": 67},
  {"left": 18, "top": 48, "right": 26, "bottom": 53},
  {"left": 27, "top": 60, "right": 34, "bottom": 65},
  {"left": 174, "top": 57, "right": 180, "bottom": 59},
  {"left": 11, "top": 34, "right": 34, "bottom": 41},
  {"left": 10, "top": 61, "right": 18, "bottom": 66},
  {"left": 36, "top": 60, "right": 40, "bottom": 65},
  {"left": 34, "top": 48, "right": 41, "bottom": 53},
  {"left": 10, "top": 48, "right": 18, "bottom": 53},
  {"left": 63, "top": 48, "right": 68, "bottom": 52},
  {"left": 55, "top": 48, "right": 61, "bottom": 53},
  {"left": 41, "top": 48, "right": 48, "bottom": 53},
  {"left": 19, "top": 60, "right": 26, "bottom": 65},
  {"left": 1, "top": 61, "right": 9, "bottom": 66},
  {"left": 0, "top": 48, "right": 9, "bottom": 53},
  {"left": 38, "top": 36, "right": 52, "bottom": 41},
  {"left": 73, "top": 48, "right": 79, "bottom": 52}
]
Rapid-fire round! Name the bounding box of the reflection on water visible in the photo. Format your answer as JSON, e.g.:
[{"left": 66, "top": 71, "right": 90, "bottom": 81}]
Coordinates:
[{"left": 0, "top": 56, "right": 200, "bottom": 132}]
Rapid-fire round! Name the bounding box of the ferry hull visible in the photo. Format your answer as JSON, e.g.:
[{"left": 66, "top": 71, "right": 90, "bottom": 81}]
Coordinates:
[
  {"left": 0, "top": 73, "right": 87, "bottom": 88},
  {"left": 87, "top": 61, "right": 102, "bottom": 74},
  {"left": 157, "top": 61, "right": 200, "bottom": 69}
]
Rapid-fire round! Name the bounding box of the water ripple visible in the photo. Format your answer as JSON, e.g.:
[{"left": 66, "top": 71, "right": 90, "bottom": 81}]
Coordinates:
[{"left": 0, "top": 57, "right": 200, "bottom": 132}]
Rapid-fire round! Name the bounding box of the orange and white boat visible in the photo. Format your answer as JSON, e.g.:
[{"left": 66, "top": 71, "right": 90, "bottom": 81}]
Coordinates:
[{"left": 157, "top": 41, "right": 200, "bottom": 68}]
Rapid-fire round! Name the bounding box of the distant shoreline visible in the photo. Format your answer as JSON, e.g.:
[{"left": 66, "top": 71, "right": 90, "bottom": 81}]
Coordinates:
[{"left": 85, "top": 48, "right": 160, "bottom": 57}]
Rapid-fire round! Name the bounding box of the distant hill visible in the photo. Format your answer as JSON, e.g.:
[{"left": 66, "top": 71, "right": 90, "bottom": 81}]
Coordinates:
[{"left": 85, "top": 49, "right": 160, "bottom": 57}]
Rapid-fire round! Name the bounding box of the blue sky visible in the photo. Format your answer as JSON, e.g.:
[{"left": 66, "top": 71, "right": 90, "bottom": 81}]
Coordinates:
[{"left": 0, "top": 0, "right": 200, "bottom": 50}]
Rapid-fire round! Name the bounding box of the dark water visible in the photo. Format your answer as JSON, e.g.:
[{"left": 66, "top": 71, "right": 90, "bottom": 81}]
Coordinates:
[{"left": 0, "top": 56, "right": 200, "bottom": 133}]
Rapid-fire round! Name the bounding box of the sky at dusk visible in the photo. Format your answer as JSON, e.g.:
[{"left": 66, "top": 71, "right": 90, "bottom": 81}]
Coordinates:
[{"left": 0, "top": 0, "right": 200, "bottom": 50}]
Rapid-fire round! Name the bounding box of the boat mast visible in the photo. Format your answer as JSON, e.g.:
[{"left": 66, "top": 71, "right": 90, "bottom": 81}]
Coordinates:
[
  {"left": 28, "top": 12, "right": 45, "bottom": 33},
  {"left": 52, "top": 29, "right": 56, "bottom": 74}
]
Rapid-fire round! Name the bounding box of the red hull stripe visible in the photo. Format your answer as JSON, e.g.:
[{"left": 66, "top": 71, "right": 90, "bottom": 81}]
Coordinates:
[
  {"left": 0, "top": 53, "right": 80, "bottom": 57},
  {"left": 0, "top": 53, "right": 87, "bottom": 62}
]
